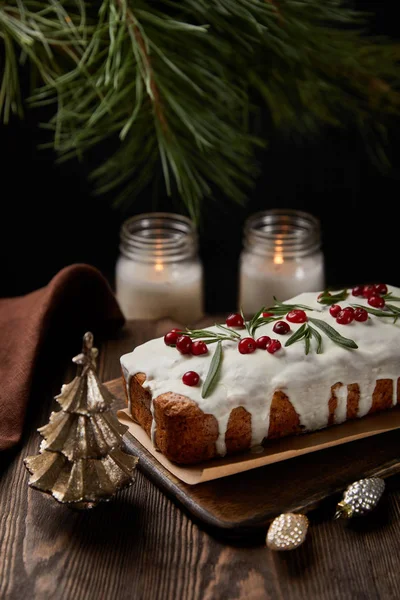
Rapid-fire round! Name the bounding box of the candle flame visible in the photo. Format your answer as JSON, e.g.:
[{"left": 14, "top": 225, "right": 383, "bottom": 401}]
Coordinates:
[
  {"left": 155, "top": 262, "right": 164, "bottom": 272},
  {"left": 274, "top": 254, "right": 284, "bottom": 265}
]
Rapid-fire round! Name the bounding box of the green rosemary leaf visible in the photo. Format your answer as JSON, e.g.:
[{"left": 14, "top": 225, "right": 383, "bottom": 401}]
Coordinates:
[
  {"left": 304, "top": 329, "right": 311, "bottom": 355},
  {"left": 309, "top": 325, "right": 323, "bottom": 354},
  {"left": 195, "top": 336, "right": 237, "bottom": 345},
  {"left": 272, "top": 297, "right": 282, "bottom": 304},
  {"left": 317, "top": 289, "right": 348, "bottom": 305},
  {"left": 249, "top": 306, "right": 266, "bottom": 337},
  {"left": 308, "top": 318, "right": 358, "bottom": 350},
  {"left": 385, "top": 304, "right": 400, "bottom": 314},
  {"left": 184, "top": 327, "right": 238, "bottom": 344},
  {"left": 185, "top": 330, "right": 219, "bottom": 339},
  {"left": 216, "top": 324, "right": 241, "bottom": 338},
  {"left": 261, "top": 308, "right": 288, "bottom": 317},
  {"left": 284, "top": 323, "right": 308, "bottom": 347},
  {"left": 201, "top": 340, "right": 222, "bottom": 399},
  {"left": 240, "top": 306, "right": 251, "bottom": 336},
  {"left": 251, "top": 316, "right": 283, "bottom": 334},
  {"left": 383, "top": 293, "right": 400, "bottom": 302}
]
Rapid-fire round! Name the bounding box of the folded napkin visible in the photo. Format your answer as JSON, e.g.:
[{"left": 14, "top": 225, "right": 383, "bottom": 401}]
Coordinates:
[{"left": 0, "top": 264, "right": 124, "bottom": 451}]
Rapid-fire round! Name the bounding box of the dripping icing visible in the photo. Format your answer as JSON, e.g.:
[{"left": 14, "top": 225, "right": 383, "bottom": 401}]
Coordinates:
[{"left": 120, "top": 286, "right": 400, "bottom": 457}]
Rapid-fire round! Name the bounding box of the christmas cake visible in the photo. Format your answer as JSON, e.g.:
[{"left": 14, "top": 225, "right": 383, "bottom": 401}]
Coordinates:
[{"left": 120, "top": 284, "right": 400, "bottom": 465}]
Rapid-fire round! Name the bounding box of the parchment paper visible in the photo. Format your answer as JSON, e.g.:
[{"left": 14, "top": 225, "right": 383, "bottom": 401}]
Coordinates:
[{"left": 117, "top": 406, "right": 400, "bottom": 485}]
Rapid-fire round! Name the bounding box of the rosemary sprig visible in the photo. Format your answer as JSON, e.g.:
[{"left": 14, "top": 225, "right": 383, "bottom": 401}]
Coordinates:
[
  {"left": 249, "top": 298, "right": 314, "bottom": 337},
  {"left": 184, "top": 328, "right": 239, "bottom": 344},
  {"left": 248, "top": 306, "right": 266, "bottom": 338},
  {"left": 216, "top": 324, "right": 241, "bottom": 338},
  {"left": 249, "top": 315, "right": 282, "bottom": 338},
  {"left": 317, "top": 289, "right": 348, "bottom": 305},
  {"left": 385, "top": 304, "right": 400, "bottom": 315},
  {"left": 309, "top": 325, "right": 323, "bottom": 354},
  {"left": 304, "top": 329, "right": 311, "bottom": 355},
  {"left": 202, "top": 341, "right": 222, "bottom": 399},
  {"left": 284, "top": 323, "right": 322, "bottom": 355},
  {"left": 240, "top": 306, "right": 251, "bottom": 336},
  {"left": 308, "top": 318, "right": 358, "bottom": 349},
  {"left": 284, "top": 323, "right": 308, "bottom": 347}
]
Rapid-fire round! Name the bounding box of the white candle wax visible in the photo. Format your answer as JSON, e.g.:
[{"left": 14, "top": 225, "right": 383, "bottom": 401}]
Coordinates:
[
  {"left": 116, "top": 256, "right": 204, "bottom": 324},
  {"left": 239, "top": 252, "right": 325, "bottom": 315}
]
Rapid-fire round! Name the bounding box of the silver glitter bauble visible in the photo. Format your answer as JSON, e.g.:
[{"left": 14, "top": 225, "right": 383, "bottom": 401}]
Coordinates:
[
  {"left": 266, "top": 513, "right": 309, "bottom": 551},
  {"left": 335, "top": 477, "right": 385, "bottom": 519}
]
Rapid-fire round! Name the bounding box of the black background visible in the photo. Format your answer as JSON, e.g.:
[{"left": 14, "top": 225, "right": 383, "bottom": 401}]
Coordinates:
[{"left": 2, "top": 0, "right": 400, "bottom": 314}]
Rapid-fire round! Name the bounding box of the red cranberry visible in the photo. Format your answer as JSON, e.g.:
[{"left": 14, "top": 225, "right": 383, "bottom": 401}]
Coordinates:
[
  {"left": 164, "top": 328, "right": 181, "bottom": 346},
  {"left": 373, "top": 283, "right": 388, "bottom": 296},
  {"left": 368, "top": 295, "right": 385, "bottom": 309},
  {"left": 262, "top": 312, "right": 273, "bottom": 318},
  {"left": 354, "top": 307, "right": 368, "bottom": 322},
  {"left": 226, "top": 313, "right": 245, "bottom": 328},
  {"left": 191, "top": 341, "right": 208, "bottom": 356},
  {"left": 329, "top": 304, "right": 342, "bottom": 317},
  {"left": 336, "top": 310, "right": 353, "bottom": 325},
  {"left": 352, "top": 285, "right": 364, "bottom": 297},
  {"left": 238, "top": 337, "right": 257, "bottom": 354},
  {"left": 256, "top": 336, "right": 271, "bottom": 349},
  {"left": 266, "top": 339, "right": 282, "bottom": 354},
  {"left": 176, "top": 335, "right": 193, "bottom": 354},
  {"left": 182, "top": 371, "right": 200, "bottom": 386},
  {"left": 343, "top": 307, "right": 355, "bottom": 315},
  {"left": 286, "top": 310, "right": 307, "bottom": 323},
  {"left": 273, "top": 320, "right": 291, "bottom": 335},
  {"left": 362, "top": 285, "right": 375, "bottom": 298}
]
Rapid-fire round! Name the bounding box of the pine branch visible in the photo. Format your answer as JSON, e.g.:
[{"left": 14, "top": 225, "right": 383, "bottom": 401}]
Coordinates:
[
  {"left": 1, "top": 0, "right": 400, "bottom": 220},
  {"left": 0, "top": 1, "right": 85, "bottom": 122}
]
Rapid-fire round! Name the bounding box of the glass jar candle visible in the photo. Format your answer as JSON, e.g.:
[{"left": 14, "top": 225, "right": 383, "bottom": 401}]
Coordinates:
[
  {"left": 115, "top": 213, "right": 204, "bottom": 324},
  {"left": 239, "top": 209, "right": 325, "bottom": 315}
]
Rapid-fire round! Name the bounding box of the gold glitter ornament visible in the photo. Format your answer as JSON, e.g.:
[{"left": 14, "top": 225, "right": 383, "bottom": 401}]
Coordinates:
[
  {"left": 24, "top": 332, "right": 138, "bottom": 509},
  {"left": 266, "top": 513, "right": 309, "bottom": 551},
  {"left": 334, "top": 477, "right": 385, "bottom": 519}
]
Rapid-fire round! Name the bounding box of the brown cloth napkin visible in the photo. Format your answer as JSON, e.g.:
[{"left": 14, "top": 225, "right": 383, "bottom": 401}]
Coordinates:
[{"left": 0, "top": 264, "right": 124, "bottom": 451}]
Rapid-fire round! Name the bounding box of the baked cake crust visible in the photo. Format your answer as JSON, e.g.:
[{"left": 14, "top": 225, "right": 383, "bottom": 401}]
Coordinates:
[{"left": 122, "top": 371, "right": 400, "bottom": 464}]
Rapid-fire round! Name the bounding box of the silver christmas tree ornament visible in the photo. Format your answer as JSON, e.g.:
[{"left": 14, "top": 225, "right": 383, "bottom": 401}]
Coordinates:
[
  {"left": 266, "top": 513, "right": 309, "bottom": 551},
  {"left": 334, "top": 477, "right": 385, "bottom": 519}
]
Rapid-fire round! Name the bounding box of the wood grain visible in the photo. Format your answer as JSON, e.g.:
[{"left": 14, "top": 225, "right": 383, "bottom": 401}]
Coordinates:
[{"left": 1, "top": 319, "right": 400, "bottom": 600}]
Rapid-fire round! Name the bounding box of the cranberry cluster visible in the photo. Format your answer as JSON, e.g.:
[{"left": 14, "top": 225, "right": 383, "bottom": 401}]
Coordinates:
[
  {"left": 163, "top": 308, "right": 312, "bottom": 386},
  {"left": 226, "top": 312, "right": 284, "bottom": 355},
  {"left": 228, "top": 309, "right": 310, "bottom": 355},
  {"left": 238, "top": 336, "right": 281, "bottom": 355},
  {"left": 329, "top": 305, "right": 368, "bottom": 325},
  {"left": 164, "top": 329, "right": 208, "bottom": 356},
  {"left": 351, "top": 283, "right": 387, "bottom": 309},
  {"left": 164, "top": 329, "right": 208, "bottom": 387}
]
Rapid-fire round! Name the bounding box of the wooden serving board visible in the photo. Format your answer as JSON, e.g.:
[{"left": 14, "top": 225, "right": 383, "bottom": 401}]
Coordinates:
[{"left": 105, "top": 377, "right": 400, "bottom": 539}]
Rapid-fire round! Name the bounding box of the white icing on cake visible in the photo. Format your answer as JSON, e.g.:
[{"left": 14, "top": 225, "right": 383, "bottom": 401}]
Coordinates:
[
  {"left": 120, "top": 285, "right": 400, "bottom": 456},
  {"left": 333, "top": 384, "right": 348, "bottom": 424}
]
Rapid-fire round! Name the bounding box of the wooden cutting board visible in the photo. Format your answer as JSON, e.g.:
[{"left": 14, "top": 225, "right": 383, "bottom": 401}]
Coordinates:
[{"left": 105, "top": 377, "right": 400, "bottom": 540}]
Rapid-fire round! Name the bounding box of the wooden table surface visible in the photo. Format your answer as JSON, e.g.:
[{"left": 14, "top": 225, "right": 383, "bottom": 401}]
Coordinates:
[{"left": 1, "top": 319, "right": 400, "bottom": 600}]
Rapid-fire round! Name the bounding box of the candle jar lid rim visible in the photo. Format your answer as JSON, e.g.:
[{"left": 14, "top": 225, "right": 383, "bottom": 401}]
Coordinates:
[
  {"left": 119, "top": 212, "right": 198, "bottom": 262},
  {"left": 243, "top": 209, "right": 322, "bottom": 257}
]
